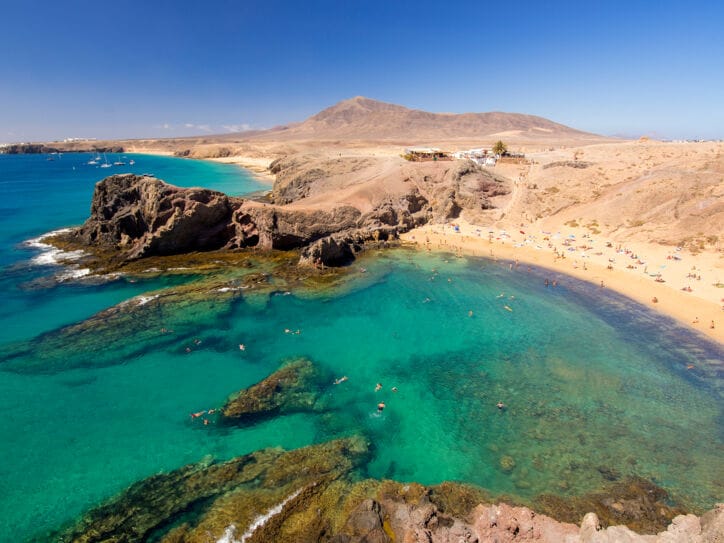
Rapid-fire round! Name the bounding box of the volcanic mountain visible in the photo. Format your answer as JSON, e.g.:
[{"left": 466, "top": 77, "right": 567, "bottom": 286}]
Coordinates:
[{"left": 246, "top": 96, "right": 603, "bottom": 143}]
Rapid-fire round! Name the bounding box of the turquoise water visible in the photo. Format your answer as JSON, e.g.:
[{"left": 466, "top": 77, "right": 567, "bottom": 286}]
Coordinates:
[{"left": 0, "top": 155, "right": 722, "bottom": 541}]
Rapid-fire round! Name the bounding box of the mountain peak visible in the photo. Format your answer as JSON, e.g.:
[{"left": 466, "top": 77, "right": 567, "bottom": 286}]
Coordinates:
[{"left": 253, "top": 97, "right": 603, "bottom": 142}]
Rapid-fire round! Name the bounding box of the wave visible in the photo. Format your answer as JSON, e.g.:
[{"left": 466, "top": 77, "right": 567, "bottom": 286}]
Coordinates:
[
  {"left": 216, "top": 486, "right": 305, "bottom": 543},
  {"left": 23, "top": 228, "right": 92, "bottom": 283}
]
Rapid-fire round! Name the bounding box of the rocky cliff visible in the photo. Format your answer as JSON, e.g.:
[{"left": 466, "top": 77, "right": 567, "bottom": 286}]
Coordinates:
[{"left": 59, "top": 149, "right": 509, "bottom": 268}]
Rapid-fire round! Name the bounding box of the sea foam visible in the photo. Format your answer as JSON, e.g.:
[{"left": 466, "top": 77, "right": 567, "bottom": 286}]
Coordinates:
[{"left": 216, "top": 486, "right": 304, "bottom": 543}]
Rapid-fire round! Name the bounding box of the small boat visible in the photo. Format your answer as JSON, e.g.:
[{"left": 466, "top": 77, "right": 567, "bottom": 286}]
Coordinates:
[
  {"left": 100, "top": 153, "right": 112, "bottom": 168},
  {"left": 113, "top": 160, "right": 126, "bottom": 166},
  {"left": 129, "top": 159, "right": 135, "bottom": 165}
]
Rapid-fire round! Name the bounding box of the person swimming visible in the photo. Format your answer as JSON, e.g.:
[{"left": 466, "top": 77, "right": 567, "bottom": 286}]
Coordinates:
[
  {"left": 377, "top": 402, "right": 385, "bottom": 412},
  {"left": 375, "top": 383, "right": 382, "bottom": 392},
  {"left": 239, "top": 344, "right": 246, "bottom": 351},
  {"left": 391, "top": 386, "right": 398, "bottom": 393},
  {"left": 496, "top": 401, "right": 505, "bottom": 410},
  {"left": 334, "top": 376, "right": 348, "bottom": 385}
]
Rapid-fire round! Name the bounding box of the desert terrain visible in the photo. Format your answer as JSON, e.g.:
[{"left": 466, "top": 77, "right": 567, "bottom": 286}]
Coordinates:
[{"left": 31, "top": 97, "right": 724, "bottom": 342}]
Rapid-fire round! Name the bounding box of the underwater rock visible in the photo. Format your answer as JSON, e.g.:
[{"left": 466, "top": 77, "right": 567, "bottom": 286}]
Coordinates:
[
  {"left": 500, "top": 455, "right": 516, "bottom": 472},
  {"left": 221, "top": 357, "right": 326, "bottom": 423}
]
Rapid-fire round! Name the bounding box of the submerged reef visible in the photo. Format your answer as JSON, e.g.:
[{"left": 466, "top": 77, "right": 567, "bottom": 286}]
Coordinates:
[{"left": 0, "top": 249, "right": 361, "bottom": 374}]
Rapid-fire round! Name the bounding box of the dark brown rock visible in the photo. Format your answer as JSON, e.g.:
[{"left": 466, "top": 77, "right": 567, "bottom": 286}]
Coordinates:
[{"left": 221, "top": 358, "right": 325, "bottom": 423}]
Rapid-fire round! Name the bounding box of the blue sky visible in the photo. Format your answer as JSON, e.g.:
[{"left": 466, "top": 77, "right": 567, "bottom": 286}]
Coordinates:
[{"left": 1, "top": 0, "right": 722, "bottom": 141}]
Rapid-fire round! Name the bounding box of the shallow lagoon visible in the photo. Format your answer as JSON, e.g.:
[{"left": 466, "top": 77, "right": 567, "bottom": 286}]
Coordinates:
[{"left": 0, "top": 155, "right": 721, "bottom": 541}]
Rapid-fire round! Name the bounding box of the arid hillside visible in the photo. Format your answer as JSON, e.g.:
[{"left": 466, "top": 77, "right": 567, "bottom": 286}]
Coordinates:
[
  {"left": 243, "top": 96, "right": 606, "bottom": 143},
  {"left": 487, "top": 141, "right": 724, "bottom": 250}
]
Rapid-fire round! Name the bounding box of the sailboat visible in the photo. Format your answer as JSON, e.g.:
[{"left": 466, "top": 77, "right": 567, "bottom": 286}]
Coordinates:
[{"left": 100, "top": 153, "right": 112, "bottom": 168}]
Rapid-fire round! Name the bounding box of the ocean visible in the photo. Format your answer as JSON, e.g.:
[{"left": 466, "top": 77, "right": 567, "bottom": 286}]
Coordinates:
[{"left": 0, "top": 153, "right": 721, "bottom": 541}]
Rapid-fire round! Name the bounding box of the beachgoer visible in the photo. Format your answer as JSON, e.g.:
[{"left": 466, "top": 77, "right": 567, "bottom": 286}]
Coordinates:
[
  {"left": 468, "top": 310, "right": 474, "bottom": 317},
  {"left": 496, "top": 401, "right": 505, "bottom": 410},
  {"left": 377, "top": 402, "right": 386, "bottom": 412},
  {"left": 651, "top": 297, "right": 658, "bottom": 303},
  {"left": 504, "top": 305, "right": 513, "bottom": 312},
  {"left": 693, "top": 317, "right": 699, "bottom": 324},
  {"left": 203, "top": 418, "right": 209, "bottom": 426},
  {"left": 711, "top": 321, "right": 715, "bottom": 329},
  {"left": 375, "top": 383, "right": 382, "bottom": 392},
  {"left": 239, "top": 344, "right": 245, "bottom": 351},
  {"left": 185, "top": 347, "right": 192, "bottom": 353},
  {"left": 392, "top": 387, "right": 398, "bottom": 393},
  {"left": 334, "top": 376, "right": 348, "bottom": 385}
]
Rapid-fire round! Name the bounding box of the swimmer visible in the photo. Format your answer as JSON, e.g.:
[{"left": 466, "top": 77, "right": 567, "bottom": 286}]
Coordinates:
[
  {"left": 203, "top": 418, "right": 209, "bottom": 426},
  {"left": 194, "top": 338, "right": 202, "bottom": 345},
  {"left": 284, "top": 328, "right": 291, "bottom": 334},
  {"left": 375, "top": 383, "right": 382, "bottom": 392},
  {"left": 185, "top": 347, "right": 192, "bottom": 353},
  {"left": 239, "top": 344, "right": 246, "bottom": 351},
  {"left": 497, "top": 293, "right": 505, "bottom": 299},
  {"left": 504, "top": 305, "right": 513, "bottom": 312},
  {"left": 191, "top": 410, "right": 206, "bottom": 419},
  {"left": 334, "top": 376, "right": 349, "bottom": 385},
  {"left": 391, "top": 387, "right": 398, "bottom": 393},
  {"left": 160, "top": 327, "right": 168, "bottom": 333},
  {"left": 468, "top": 310, "right": 474, "bottom": 317},
  {"left": 207, "top": 409, "right": 216, "bottom": 415},
  {"left": 377, "top": 402, "right": 386, "bottom": 412},
  {"left": 496, "top": 401, "right": 505, "bottom": 410}
]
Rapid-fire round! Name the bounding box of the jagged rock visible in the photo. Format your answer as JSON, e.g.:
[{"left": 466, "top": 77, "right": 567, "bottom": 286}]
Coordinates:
[{"left": 221, "top": 358, "right": 325, "bottom": 423}]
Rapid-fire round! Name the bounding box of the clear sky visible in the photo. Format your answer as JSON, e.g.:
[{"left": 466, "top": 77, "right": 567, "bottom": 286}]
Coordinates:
[{"left": 1, "top": 0, "right": 722, "bottom": 142}]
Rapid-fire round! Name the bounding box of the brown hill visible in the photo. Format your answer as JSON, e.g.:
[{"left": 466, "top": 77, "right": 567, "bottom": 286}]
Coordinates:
[{"left": 246, "top": 96, "right": 604, "bottom": 143}]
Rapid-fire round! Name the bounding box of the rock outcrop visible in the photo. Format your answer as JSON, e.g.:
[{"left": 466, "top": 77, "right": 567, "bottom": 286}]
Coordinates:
[
  {"left": 61, "top": 173, "right": 434, "bottom": 267},
  {"left": 221, "top": 358, "right": 326, "bottom": 423},
  {"left": 53, "top": 440, "right": 723, "bottom": 543}
]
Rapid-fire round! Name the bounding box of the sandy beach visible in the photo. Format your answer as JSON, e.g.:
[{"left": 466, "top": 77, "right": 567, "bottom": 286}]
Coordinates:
[
  {"left": 207, "top": 155, "right": 275, "bottom": 183},
  {"left": 402, "top": 219, "right": 723, "bottom": 345}
]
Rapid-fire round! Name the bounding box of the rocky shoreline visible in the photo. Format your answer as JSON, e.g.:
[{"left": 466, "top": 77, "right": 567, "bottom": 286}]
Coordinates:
[
  {"left": 42, "top": 358, "right": 722, "bottom": 542},
  {"left": 46, "top": 149, "right": 510, "bottom": 270}
]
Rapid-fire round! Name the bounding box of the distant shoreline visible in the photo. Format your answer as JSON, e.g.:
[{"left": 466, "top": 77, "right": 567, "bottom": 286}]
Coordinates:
[
  {"left": 126, "top": 149, "right": 275, "bottom": 184},
  {"left": 402, "top": 220, "right": 723, "bottom": 346}
]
